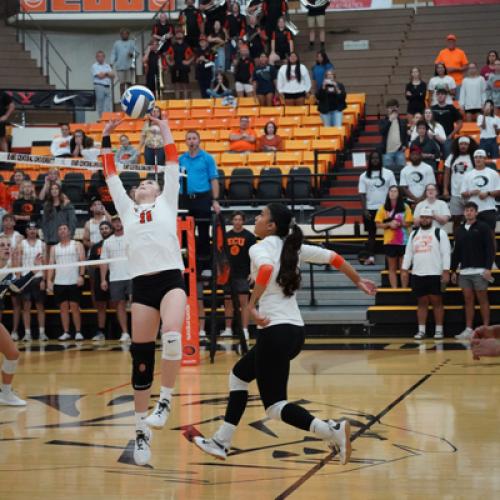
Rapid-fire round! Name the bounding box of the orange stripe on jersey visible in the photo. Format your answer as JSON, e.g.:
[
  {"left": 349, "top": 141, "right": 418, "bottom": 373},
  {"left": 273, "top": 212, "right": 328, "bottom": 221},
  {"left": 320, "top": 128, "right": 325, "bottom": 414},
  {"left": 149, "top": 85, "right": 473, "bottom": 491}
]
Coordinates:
[{"left": 256, "top": 264, "right": 274, "bottom": 286}]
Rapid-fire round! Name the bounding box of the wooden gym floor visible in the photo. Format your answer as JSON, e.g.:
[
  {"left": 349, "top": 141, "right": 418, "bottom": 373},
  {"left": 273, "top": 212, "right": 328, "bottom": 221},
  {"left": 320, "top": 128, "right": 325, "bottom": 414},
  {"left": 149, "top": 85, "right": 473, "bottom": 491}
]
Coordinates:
[{"left": 1, "top": 339, "right": 499, "bottom": 499}]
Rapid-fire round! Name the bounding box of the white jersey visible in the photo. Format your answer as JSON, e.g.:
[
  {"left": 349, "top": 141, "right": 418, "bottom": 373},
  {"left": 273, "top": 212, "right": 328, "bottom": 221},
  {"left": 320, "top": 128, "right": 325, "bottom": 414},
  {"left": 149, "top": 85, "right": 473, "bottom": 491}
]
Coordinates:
[
  {"left": 250, "top": 236, "right": 334, "bottom": 328},
  {"left": 358, "top": 168, "right": 397, "bottom": 210},
  {"left": 0, "top": 231, "right": 22, "bottom": 249},
  {"left": 461, "top": 167, "right": 500, "bottom": 212},
  {"left": 399, "top": 162, "right": 436, "bottom": 199},
  {"left": 21, "top": 239, "right": 44, "bottom": 278},
  {"left": 54, "top": 240, "right": 81, "bottom": 285},
  {"left": 89, "top": 217, "right": 105, "bottom": 246},
  {"left": 106, "top": 167, "right": 184, "bottom": 279},
  {"left": 101, "top": 234, "right": 130, "bottom": 282},
  {"left": 444, "top": 154, "right": 474, "bottom": 197}
]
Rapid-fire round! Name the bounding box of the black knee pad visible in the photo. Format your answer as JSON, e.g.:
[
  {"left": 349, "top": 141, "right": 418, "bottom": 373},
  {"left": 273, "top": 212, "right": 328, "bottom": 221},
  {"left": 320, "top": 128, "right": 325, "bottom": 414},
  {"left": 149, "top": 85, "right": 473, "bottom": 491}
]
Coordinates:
[{"left": 130, "top": 342, "right": 156, "bottom": 391}]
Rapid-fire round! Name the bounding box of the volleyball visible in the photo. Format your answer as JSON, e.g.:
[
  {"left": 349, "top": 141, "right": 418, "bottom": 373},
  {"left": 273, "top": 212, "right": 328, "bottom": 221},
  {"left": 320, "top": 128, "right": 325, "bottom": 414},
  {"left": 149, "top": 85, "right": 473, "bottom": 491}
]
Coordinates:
[{"left": 120, "top": 85, "right": 155, "bottom": 119}]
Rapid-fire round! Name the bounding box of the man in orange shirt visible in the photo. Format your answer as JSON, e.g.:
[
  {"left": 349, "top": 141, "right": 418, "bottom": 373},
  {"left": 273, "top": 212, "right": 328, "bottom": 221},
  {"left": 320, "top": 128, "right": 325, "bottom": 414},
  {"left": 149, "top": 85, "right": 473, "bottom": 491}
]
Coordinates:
[
  {"left": 435, "top": 34, "right": 469, "bottom": 100},
  {"left": 229, "top": 116, "right": 257, "bottom": 152}
]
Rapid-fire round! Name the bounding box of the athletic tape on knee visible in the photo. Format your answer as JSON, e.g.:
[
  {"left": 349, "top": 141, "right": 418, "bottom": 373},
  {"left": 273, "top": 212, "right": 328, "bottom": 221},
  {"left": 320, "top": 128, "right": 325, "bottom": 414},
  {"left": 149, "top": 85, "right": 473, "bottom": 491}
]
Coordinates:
[
  {"left": 130, "top": 342, "right": 156, "bottom": 390},
  {"left": 2, "top": 358, "right": 18, "bottom": 375},
  {"left": 229, "top": 370, "right": 248, "bottom": 392},
  {"left": 161, "top": 331, "right": 182, "bottom": 361},
  {"left": 265, "top": 400, "right": 288, "bottom": 421}
]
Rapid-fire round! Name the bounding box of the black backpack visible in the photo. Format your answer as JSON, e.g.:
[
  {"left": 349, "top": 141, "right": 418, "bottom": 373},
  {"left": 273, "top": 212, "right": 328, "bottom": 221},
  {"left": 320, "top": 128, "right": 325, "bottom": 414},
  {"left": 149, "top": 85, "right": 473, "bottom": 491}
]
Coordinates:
[{"left": 410, "top": 226, "right": 441, "bottom": 242}]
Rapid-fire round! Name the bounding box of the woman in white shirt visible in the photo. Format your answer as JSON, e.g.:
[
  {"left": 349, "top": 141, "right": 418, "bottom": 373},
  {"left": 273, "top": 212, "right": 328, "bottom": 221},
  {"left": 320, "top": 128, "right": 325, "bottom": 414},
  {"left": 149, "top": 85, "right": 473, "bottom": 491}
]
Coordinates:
[
  {"left": 101, "top": 117, "right": 185, "bottom": 467},
  {"left": 459, "top": 63, "right": 486, "bottom": 122},
  {"left": 413, "top": 183, "right": 451, "bottom": 228},
  {"left": 477, "top": 99, "right": 499, "bottom": 159},
  {"left": 193, "top": 203, "right": 376, "bottom": 465},
  {"left": 424, "top": 107, "right": 447, "bottom": 149},
  {"left": 428, "top": 63, "right": 456, "bottom": 105},
  {"left": 277, "top": 52, "right": 312, "bottom": 105}
]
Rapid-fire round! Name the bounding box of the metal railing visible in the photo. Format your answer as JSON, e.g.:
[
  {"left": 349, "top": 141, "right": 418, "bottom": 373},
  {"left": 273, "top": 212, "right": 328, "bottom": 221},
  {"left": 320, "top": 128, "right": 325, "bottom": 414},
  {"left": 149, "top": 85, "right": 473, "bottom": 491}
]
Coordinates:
[{"left": 13, "top": 9, "right": 72, "bottom": 89}]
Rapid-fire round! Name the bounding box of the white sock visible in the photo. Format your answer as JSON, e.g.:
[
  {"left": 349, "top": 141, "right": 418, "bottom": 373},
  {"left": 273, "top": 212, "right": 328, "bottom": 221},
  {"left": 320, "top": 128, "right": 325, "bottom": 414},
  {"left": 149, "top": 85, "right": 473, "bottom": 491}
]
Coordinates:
[
  {"left": 1, "top": 384, "right": 12, "bottom": 395},
  {"left": 310, "top": 418, "right": 332, "bottom": 440},
  {"left": 435, "top": 325, "right": 443, "bottom": 333},
  {"left": 160, "top": 386, "right": 173, "bottom": 402},
  {"left": 418, "top": 325, "right": 426, "bottom": 334},
  {"left": 25, "top": 329, "right": 31, "bottom": 336},
  {"left": 135, "top": 411, "right": 148, "bottom": 432},
  {"left": 465, "top": 327, "right": 473, "bottom": 332},
  {"left": 39, "top": 327, "right": 45, "bottom": 335},
  {"left": 213, "top": 421, "right": 236, "bottom": 447}
]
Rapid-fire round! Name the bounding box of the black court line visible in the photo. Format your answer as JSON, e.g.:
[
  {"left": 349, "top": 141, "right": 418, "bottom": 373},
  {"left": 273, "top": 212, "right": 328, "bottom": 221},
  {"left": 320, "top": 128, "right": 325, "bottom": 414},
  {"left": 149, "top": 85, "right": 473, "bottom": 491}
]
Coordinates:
[{"left": 275, "top": 358, "right": 451, "bottom": 500}]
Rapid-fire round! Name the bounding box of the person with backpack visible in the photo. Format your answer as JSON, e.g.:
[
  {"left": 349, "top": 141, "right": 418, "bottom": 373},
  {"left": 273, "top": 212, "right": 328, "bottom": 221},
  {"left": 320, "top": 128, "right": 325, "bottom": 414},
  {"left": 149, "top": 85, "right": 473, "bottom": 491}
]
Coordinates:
[{"left": 401, "top": 208, "right": 451, "bottom": 340}]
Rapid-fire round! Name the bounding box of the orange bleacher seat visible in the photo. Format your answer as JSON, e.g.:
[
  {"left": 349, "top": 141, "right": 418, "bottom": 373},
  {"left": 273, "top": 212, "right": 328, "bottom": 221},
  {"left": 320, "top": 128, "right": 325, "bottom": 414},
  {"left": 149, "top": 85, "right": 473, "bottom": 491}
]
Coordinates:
[
  {"left": 459, "top": 122, "right": 480, "bottom": 136},
  {"left": 126, "top": 132, "right": 141, "bottom": 143},
  {"left": 237, "top": 106, "right": 259, "bottom": 117},
  {"left": 169, "top": 119, "right": 185, "bottom": 130},
  {"left": 69, "top": 123, "right": 89, "bottom": 133},
  {"left": 214, "top": 107, "right": 237, "bottom": 118},
  {"left": 275, "top": 151, "right": 302, "bottom": 166},
  {"left": 183, "top": 118, "right": 206, "bottom": 129},
  {"left": 308, "top": 105, "right": 319, "bottom": 116},
  {"left": 177, "top": 142, "right": 189, "bottom": 153},
  {"left": 342, "top": 114, "right": 355, "bottom": 130},
  {"left": 116, "top": 120, "right": 142, "bottom": 132},
  {"left": 206, "top": 118, "right": 232, "bottom": 129},
  {"left": 346, "top": 93, "right": 365, "bottom": 105},
  {"left": 284, "top": 106, "right": 308, "bottom": 116},
  {"left": 191, "top": 98, "right": 213, "bottom": 108},
  {"left": 31, "top": 146, "right": 51, "bottom": 156},
  {"left": 220, "top": 152, "right": 248, "bottom": 167},
  {"left": 312, "top": 139, "right": 341, "bottom": 151},
  {"left": 172, "top": 130, "right": 186, "bottom": 142},
  {"left": 205, "top": 141, "right": 230, "bottom": 154},
  {"left": 88, "top": 122, "right": 105, "bottom": 133},
  {"left": 247, "top": 152, "right": 275, "bottom": 167},
  {"left": 167, "top": 109, "right": 190, "bottom": 120},
  {"left": 156, "top": 100, "right": 168, "bottom": 110},
  {"left": 260, "top": 107, "right": 283, "bottom": 117},
  {"left": 167, "top": 99, "right": 190, "bottom": 109},
  {"left": 319, "top": 126, "right": 345, "bottom": 138},
  {"left": 99, "top": 111, "right": 124, "bottom": 122},
  {"left": 293, "top": 127, "right": 318, "bottom": 140},
  {"left": 278, "top": 127, "right": 293, "bottom": 140},
  {"left": 199, "top": 129, "right": 219, "bottom": 141},
  {"left": 277, "top": 116, "right": 301, "bottom": 127},
  {"left": 191, "top": 108, "right": 214, "bottom": 119},
  {"left": 212, "top": 153, "right": 221, "bottom": 164},
  {"left": 301, "top": 115, "right": 323, "bottom": 127},
  {"left": 218, "top": 129, "right": 231, "bottom": 140},
  {"left": 238, "top": 97, "right": 258, "bottom": 107},
  {"left": 284, "top": 139, "right": 311, "bottom": 151},
  {"left": 302, "top": 151, "right": 333, "bottom": 174},
  {"left": 254, "top": 117, "right": 275, "bottom": 128}
]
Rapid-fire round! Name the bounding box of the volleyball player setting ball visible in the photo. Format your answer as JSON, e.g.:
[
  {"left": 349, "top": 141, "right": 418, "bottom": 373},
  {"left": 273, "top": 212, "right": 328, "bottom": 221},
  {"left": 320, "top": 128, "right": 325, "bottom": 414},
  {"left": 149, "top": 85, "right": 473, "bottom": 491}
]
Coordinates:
[
  {"left": 100, "top": 117, "right": 186, "bottom": 466},
  {"left": 193, "top": 204, "right": 377, "bottom": 465}
]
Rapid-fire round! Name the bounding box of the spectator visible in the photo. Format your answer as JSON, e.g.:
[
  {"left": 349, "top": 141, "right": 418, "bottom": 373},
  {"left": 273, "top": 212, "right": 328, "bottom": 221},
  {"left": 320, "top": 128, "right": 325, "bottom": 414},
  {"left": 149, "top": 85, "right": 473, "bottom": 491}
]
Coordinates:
[
  {"left": 435, "top": 34, "right": 469, "bottom": 99},
  {"left": 207, "top": 20, "right": 227, "bottom": 73},
  {"left": 245, "top": 15, "right": 266, "bottom": 62},
  {"left": 410, "top": 120, "right": 441, "bottom": 171},
  {"left": 194, "top": 35, "right": 215, "bottom": 99},
  {"left": 451, "top": 202, "right": 495, "bottom": 340},
  {"left": 8, "top": 170, "right": 26, "bottom": 204},
  {"left": 12, "top": 180, "right": 41, "bottom": 235},
  {"left": 166, "top": 29, "right": 195, "bottom": 100},
  {"left": 253, "top": 53, "right": 277, "bottom": 106},
  {"left": 17, "top": 222, "right": 46, "bottom": 342},
  {"left": 0, "top": 213, "right": 23, "bottom": 341},
  {"left": 477, "top": 100, "right": 499, "bottom": 159},
  {"left": 41, "top": 182, "right": 77, "bottom": 252},
  {"left": 91, "top": 50, "right": 114, "bottom": 118},
  {"left": 234, "top": 44, "right": 255, "bottom": 97},
  {"left": 221, "top": 211, "right": 256, "bottom": 341},
  {"left": 258, "top": 121, "right": 283, "bottom": 152},
  {"left": 413, "top": 183, "right": 451, "bottom": 229},
  {"left": 461, "top": 149, "right": 500, "bottom": 233},
  {"left": 140, "top": 107, "right": 165, "bottom": 166},
  {"left": 375, "top": 186, "right": 413, "bottom": 288},
  {"left": 100, "top": 215, "right": 131, "bottom": 343},
  {"left": 115, "top": 134, "right": 139, "bottom": 165},
  {"left": 143, "top": 38, "right": 161, "bottom": 96},
  {"left": 88, "top": 220, "right": 112, "bottom": 342},
  {"left": 262, "top": 0, "right": 288, "bottom": 38},
  {"left": 207, "top": 71, "right": 233, "bottom": 99},
  {"left": 110, "top": 28, "right": 137, "bottom": 96},
  {"left": 0, "top": 90, "right": 15, "bottom": 152},
  {"left": 459, "top": 63, "right": 486, "bottom": 122},
  {"left": 480, "top": 50, "right": 498, "bottom": 81},
  {"left": 69, "top": 129, "right": 93, "bottom": 158},
  {"left": 379, "top": 99, "right": 408, "bottom": 175},
  {"left": 428, "top": 62, "right": 456, "bottom": 105},
  {"left": 179, "top": 130, "right": 220, "bottom": 263},
  {"left": 229, "top": 116, "right": 257, "bottom": 152},
  {"left": 199, "top": 0, "right": 228, "bottom": 35},
  {"left": 423, "top": 107, "right": 447, "bottom": 151},
  {"left": 87, "top": 170, "right": 113, "bottom": 213},
  {"left": 316, "top": 69, "right": 346, "bottom": 127},
  {"left": 152, "top": 12, "right": 174, "bottom": 54},
  {"left": 311, "top": 50, "right": 334, "bottom": 92},
  {"left": 277, "top": 52, "right": 311, "bottom": 106},
  {"left": 0, "top": 179, "right": 10, "bottom": 213},
  {"left": 358, "top": 151, "right": 396, "bottom": 266},
  {"left": 408, "top": 112, "right": 423, "bottom": 142},
  {"left": 405, "top": 67, "right": 427, "bottom": 118},
  {"left": 82, "top": 198, "right": 110, "bottom": 251},
  {"left": 305, "top": 0, "right": 328, "bottom": 50},
  {"left": 38, "top": 167, "right": 62, "bottom": 201},
  {"left": 431, "top": 89, "right": 463, "bottom": 157},
  {"left": 46, "top": 224, "right": 85, "bottom": 341},
  {"left": 271, "top": 17, "right": 294, "bottom": 62},
  {"left": 179, "top": 0, "right": 204, "bottom": 48},
  {"left": 50, "top": 124, "right": 72, "bottom": 158},
  {"left": 225, "top": 2, "right": 246, "bottom": 67},
  {"left": 401, "top": 207, "right": 451, "bottom": 340},
  {"left": 443, "top": 136, "right": 476, "bottom": 233},
  {"left": 399, "top": 146, "right": 437, "bottom": 205},
  {"left": 485, "top": 59, "right": 500, "bottom": 111}
]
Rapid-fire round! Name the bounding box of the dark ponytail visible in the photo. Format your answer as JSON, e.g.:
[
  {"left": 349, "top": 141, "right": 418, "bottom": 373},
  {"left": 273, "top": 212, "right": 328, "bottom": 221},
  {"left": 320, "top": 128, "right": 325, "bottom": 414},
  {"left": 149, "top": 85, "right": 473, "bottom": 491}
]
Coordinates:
[{"left": 268, "top": 203, "right": 304, "bottom": 297}]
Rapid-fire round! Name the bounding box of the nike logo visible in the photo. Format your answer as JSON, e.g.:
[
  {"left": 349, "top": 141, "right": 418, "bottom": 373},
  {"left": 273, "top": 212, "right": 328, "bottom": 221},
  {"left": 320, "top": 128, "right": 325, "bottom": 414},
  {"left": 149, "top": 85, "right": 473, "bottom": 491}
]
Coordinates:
[
  {"left": 167, "top": 340, "right": 176, "bottom": 344},
  {"left": 53, "top": 94, "right": 77, "bottom": 104}
]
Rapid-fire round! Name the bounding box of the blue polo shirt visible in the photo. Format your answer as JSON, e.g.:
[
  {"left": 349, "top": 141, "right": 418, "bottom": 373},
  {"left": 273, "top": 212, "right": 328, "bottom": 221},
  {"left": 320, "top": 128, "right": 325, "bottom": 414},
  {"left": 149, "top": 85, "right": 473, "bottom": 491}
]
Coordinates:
[
  {"left": 179, "top": 149, "right": 219, "bottom": 194},
  {"left": 312, "top": 62, "right": 334, "bottom": 89}
]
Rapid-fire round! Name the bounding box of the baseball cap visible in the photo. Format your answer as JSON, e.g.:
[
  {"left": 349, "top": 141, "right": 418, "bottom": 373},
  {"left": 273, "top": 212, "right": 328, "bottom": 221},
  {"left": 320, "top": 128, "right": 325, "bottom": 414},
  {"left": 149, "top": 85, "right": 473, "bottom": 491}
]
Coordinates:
[
  {"left": 27, "top": 221, "right": 38, "bottom": 229},
  {"left": 447, "top": 34, "right": 457, "bottom": 41},
  {"left": 473, "top": 149, "right": 487, "bottom": 158},
  {"left": 420, "top": 208, "right": 433, "bottom": 217},
  {"left": 458, "top": 136, "right": 470, "bottom": 144}
]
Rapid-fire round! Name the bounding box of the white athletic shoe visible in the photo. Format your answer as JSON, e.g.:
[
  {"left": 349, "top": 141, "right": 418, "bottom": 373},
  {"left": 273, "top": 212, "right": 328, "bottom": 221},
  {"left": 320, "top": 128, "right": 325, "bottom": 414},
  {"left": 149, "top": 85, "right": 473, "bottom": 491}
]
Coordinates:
[
  {"left": 11, "top": 332, "right": 19, "bottom": 341},
  {"left": 120, "top": 332, "right": 131, "bottom": 343},
  {"left": 455, "top": 328, "right": 473, "bottom": 340},
  {"left": 434, "top": 331, "right": 444, "bottom": 340},
  {"left": 193, "top": 436, "right": 228, "bottom": 460},
  {"left": 39, "top": 332, "right": 49, "bottom": 342},
  {"left": 23, "top": 333, "right": 32, "bottom": 342},
  {"left": 92, "top": 332, "right": 105, "bottom": 341},
  {"left": 0, "top": 390, "right": 27, "bottom": 406},
  {"left": 58, "top": 332, "right": 72, "bottom": 341},
  {"left": 326, "top": 419, "right": 351, "bottom": 465},
  {"left": 220, "top": 328, "right": 233, "bottom": 337},
  {"left": 145, "top": 399, "right": 171, "bottom": 429},
  {"left": 134, "top": 428, "right": 152, "bottom": 466},
  {"left": 75, "top": 332, "right": 84, "bottom": 341},
  {"left": 199, "top": 330, "right": 207, "bottom": 338},
  {"left": 414, "top": 331, "right": 426, "bottom": 340}
]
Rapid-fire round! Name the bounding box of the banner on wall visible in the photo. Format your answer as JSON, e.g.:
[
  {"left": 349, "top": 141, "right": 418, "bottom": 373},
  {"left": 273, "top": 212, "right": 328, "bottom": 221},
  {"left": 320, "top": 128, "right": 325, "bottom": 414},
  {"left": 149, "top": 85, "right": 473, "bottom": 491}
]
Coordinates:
[
  {"left": 4, "top": 89, "right": 95, "bottom": 110},
  {"left": 434, "top": 0, "right": 500, "bottom": 5}
]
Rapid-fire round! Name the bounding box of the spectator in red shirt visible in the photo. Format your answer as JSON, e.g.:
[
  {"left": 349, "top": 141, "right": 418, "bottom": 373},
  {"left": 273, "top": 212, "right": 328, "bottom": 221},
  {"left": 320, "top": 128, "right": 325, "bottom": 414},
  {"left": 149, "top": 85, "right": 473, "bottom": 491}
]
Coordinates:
[
  {"left": 166, "top": 29, "right": 195, "bottom": 99},
  {"left": 435, "top": 34, "right": 469, "bottom": 100},
  {"left": 480, "top": 50, "right": 498, "bottom": 81}
]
